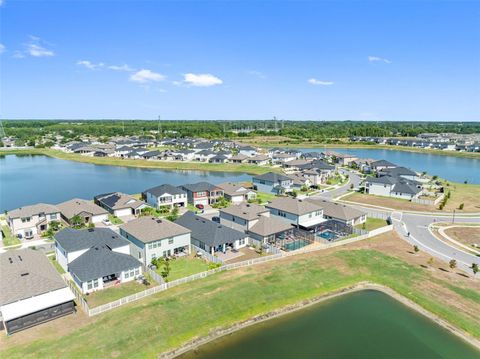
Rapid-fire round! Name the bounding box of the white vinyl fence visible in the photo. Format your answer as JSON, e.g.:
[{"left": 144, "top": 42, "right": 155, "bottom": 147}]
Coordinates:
[{"left": 86, "top": 224, "right": 394, "bottom": 317}]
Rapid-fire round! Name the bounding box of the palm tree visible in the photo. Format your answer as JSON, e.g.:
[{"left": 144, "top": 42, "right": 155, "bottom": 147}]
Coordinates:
[
  {"left": 70, "top": 215, "right": 84, "bottom": 229},
  {"left": 449, "top": 259, "right": 457, "bottom": 270},
  {"left": 472, "top": 263, "right": 479, "bottom": 275}
]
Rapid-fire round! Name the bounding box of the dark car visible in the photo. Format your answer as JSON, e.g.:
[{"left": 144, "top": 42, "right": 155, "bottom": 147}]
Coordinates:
[{"left": 212, "top": 216, "right": 220, "bottom": 223}]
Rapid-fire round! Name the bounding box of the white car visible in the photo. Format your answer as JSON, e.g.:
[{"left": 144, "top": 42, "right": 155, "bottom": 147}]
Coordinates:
[{"left": 102, "top": 219, "right": 112, "bottom": 226}]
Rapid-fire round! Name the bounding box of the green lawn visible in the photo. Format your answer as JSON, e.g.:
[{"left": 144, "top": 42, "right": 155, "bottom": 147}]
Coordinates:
[
  {"left": 255, "top": 191, "right": 277, "bottom": 204},
  {"left": 2, "top": 237, "right": 479, "bottom": 359},
  {"left": 108, "top": 214, "right": 124, "bottom": 225},
  {"left": 85, "top": 280, "right": 154, "bottom": 308},
  {"left": 155, "top": 256, "right": 211, "bottom": 281},
  {"left": 355, "top": 217, "right": 389, "bottom": 232},
  {"left": 1, "top": 225, "right": 20, "bottom": 247},
  {"left": 48, "top": 256, "right": 65, "bottom": 274}
]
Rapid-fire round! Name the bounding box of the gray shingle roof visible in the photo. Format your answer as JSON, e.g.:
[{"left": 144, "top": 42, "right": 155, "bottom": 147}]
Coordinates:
[
  {"left": 69, "top": 245, "right": 142, "bottom": 282},
  {"left": 7, "top": 203, "right": 60, "bottom": 219},
  {"left": 180, "top": 182, "right": 218, "bottom": 193},
  {"left": 248, "top": 216, "right": 293, "bottom": 237},
  {"left": 0, "top": 249, "right": 68, "bottom": 306},
  {"left": 266, "top": 197, "right": 322, "bottom": 215},
  {"left": 305, "top": 199, "right": 366, "bottom": 221},
  {"left": 220, "top": 203, "right": 269, "bottom": 221},
  {"left": 252, "top": 172, "right": 292, "bottom": 183},
  {"left": 94, "top": 192, "right": 146, "bottom": 210},
  {"left": 120, "top": 216, "right": 191, "bottom": 243},
  {"left": 144, "top": 184, "right": 186, "bottom": 198},
  {"left": 55, "top": 228, "right": 129, "bottom": 252},
  {"left": 175, "top": 212, "right": 246, "bottom": 247},
  {"left": 57, "top": 198, "right": 107, "bottom": 219}
]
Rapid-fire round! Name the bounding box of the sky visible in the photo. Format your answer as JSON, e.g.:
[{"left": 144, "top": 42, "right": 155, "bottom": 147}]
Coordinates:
[{"left": 0, "top": 0, "right": 479, "bottom": 121}]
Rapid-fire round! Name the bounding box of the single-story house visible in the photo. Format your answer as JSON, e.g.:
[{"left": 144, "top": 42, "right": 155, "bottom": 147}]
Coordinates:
[
  {"left": 217, "top": 182, "right": 257, "bottom": 203},
  {"left": 247, "top": 155, "right": 270, "bottom": 166},
  {"left": 54, "top": 228, "right": 141, "bottom": 294},
  {"left": 247, "top": 216, "right": 294, "bottom": 246},
  {"left": 6, "top": 203, "right": 61, "bottom": 239},
  {"left": 238, "top": 145, "right": 257, "bottom": 157},
  {"left": 266, "top": 197, "right": 325, "bottom": 229},
  {"left": 252, "top": 172, "right": 293, "bottom": 195},
  {"left": 306, "top": 199, "right": 367, "bottom": 226},
  {"left": 271, "top": 153, "right": 297, "bottom": 165},
  {"left": 57, "top": 198, "right": 108, "bottom": 225},
  {"left": 120, "top": 216, "right": 191, "bottom": 265},
  {"left": 143, "top": 184, "right": 187, "bottom": 209},
  {"left": 229, "top": 154, "right": 249, "bottom": 163},
  {"left": 209, "top": 154, "right": 229, "bottom": 163},
  {"left": 94, "top": 192, "right": 149, "bottom": 217},
  {"left": 0, "top": 249, "right": 75, "bottom": 334},
  {"left": 175, "top": 212, "right": 248, "bottom": 254}
]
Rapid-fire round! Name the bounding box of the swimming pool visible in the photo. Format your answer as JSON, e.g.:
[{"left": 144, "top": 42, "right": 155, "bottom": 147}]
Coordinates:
[
  {"left": 283, "top": 239, "right": 311, "bottom": 251},
  {"left": 318, "top": 230, "right": 338, "bottom": 241}
]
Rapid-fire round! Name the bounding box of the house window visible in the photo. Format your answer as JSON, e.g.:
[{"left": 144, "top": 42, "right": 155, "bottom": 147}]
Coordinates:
[
  {"left": 168, "top": 238, "right": 174, "bottom": 245},
  {"left": 125, "top": 271, "right": 130, "bottom": 279},
  {"left": 278, "top": 211, "right": 286, "bottom": 218},
  {"left": 93, "top": 279, "right": 98, "bottom": 288},
  {"left": 239, "top": 238, "right": 245, "bottom": 245},
  {"left": 135, "top": 268, "right": 140, "bottom": 276},
  {"left": 148, "top": 243, "right": 153, "bottom": 250},
  {"left": 152, "top": 242, "right": 157, "bottom": 248},
  {"left": 87, "top": 281, "right": 93, "bottom": 290},
  {"left": 50, "top": 213, "right": 58, "bottom": 220},
  {"left": 21, "top": 217, "right": 31, "bottom": 223}
]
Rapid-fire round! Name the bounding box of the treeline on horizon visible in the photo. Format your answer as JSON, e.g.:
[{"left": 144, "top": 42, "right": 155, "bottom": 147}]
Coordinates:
[{"left": 2, "top": 120, "right": 479, "bottom": 144}]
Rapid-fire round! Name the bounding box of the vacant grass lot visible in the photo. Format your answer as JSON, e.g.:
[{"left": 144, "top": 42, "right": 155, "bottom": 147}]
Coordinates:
[
  {"left": 444, "top": 226, "right": 480, "bottom": 247},
  {"left": 355, "top": 217, "right": 388, "bottom": 231},
  {"left": 1, "top": 232, "right": 479, "bottom": 359},
  {"left": 156, "top": 256, "right": 211, "bottom": 282}
]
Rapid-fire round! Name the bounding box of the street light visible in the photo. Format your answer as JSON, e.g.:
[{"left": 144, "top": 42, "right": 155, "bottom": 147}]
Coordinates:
[{"left": 452, "top": 209, "right": 456, "bottom": 224}]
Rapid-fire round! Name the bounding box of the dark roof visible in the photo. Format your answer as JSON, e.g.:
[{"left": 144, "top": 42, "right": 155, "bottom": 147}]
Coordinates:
[
  {"left": 371, "top": 160, "right": 396, "bottom": 168},
  {"left": 252, "top": 172, "right": 292, "bottom": 183},
  {"left": 55, "top": 228, "right": 129, "bottom": 252},
  {"left": 142, "top": 150, "right": 161, "bottom": 158},
  {"left": 196, "top": 149, "right": 216, "bottom": 155},
  {"left": 309, "top": 160, "right": 335, "bottom": 171},
  {"left": 380, "top": 166, "right": 418, "bottom": 177},
  {"left": 94, "top": 192, "right": 146, "bottom": 210},
  {"left": 180, "top": 182, "right": 218, "bottom": 192},
  {"left": 144, "top": 184, "right": 186, "bottom": 197},
  {"left": 69, "top": 245, "right": 141, "bottom": 282},
  {"left": 175, "top": 212, "right": 246, "bottom": 247}
]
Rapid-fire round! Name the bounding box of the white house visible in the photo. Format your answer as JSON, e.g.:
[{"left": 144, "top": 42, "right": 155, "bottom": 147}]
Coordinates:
[
  {"left": 119, "top": 216, "right": 191, "bottom": 265},
  {"left": 217, "top": 182, "right": 257, "bottom": 204},
  {"left": 6, "top": 203, "right": 61, "bottom": 239},
  {"left": 94, "top": 192, "right": 149, "bottom": 217},
  {"left": 54, "top": 228, "right": 142, "bottom": 294},
  {"left": 266, "top": 197, "right": 325, "bottom": 229},
  {"left": 143, "top": 184, "right": 187, "bottom": 209},
  {"left": 57, "top": 198, "right": 108, "bottom": 225}
]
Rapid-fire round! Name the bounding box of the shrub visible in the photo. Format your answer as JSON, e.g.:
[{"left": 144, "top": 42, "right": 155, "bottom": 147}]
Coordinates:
[{"left": 458, "top": 203, "right": 464, "bottom": 210}]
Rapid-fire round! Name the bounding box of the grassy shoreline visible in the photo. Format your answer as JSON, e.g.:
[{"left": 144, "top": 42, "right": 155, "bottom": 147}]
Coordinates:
[
  {"left": 0, "top": 148, "right": 277, "bottom": 175},
  {"left": 1, "top": 233, "right": 479, "bottom": 358}
]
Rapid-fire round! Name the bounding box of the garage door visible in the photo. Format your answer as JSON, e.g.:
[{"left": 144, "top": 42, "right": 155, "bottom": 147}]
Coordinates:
[{"left": 194, "top": 198, "right": 208, "bottom": 206}]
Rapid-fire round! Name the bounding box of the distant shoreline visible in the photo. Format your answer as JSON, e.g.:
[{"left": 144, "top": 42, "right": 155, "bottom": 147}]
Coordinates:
[{"left": 160, "top": 282, "right": 480, "bottom": 358}]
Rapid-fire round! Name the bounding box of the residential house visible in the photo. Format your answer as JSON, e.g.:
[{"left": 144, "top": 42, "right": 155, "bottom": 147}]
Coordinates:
[
  {"left": 266, "top": 197, "right": 325, "bottom": 230},
  {"left": 195, "top": 150, "right": 217, "bottom": 162},
  {"left": 287, "top": 173, "right": 312, "bottom": 190},
  {"left": 247, "top": 216, "right": 294, "bottom": 246},
  {"left": 57, "top": 198, "right": 108, "bottom": 225},
  {"left": 271, "top": 153, "right": 297, "bottom": 165},
  {"left": 229, "top": 154, "right": 249, "bottom": 163},
  {"left": 217, "top": 182, "right": 257, "bottom": 203},
  {"left": 0, "top": 249, "right": 75, "bottom": 334},
  {"left": 7, "top": 203, "right": 61, "bottom": 239},
  {"left": 54, "top": 228, "right": 142, "bottom": 294},
  {"left": 175, "top": 212, "right": 248, "bottom": 254},
  {"left": 365, "top": 176, "right": 423, "bottom": 200},
  {"left": 370, "top": 160, "right": 397, "bottom": 172},
  {"left": 143, "top": 184, "right": 187, "bottom": 209},
  {"left": 219, "top": 203, "right": 270, "bottom": 232},
  {"left": 283, "top": 159, "right": 312, "bottom": 171},
  {"left": 247, "top": 155, "right": 270, "bottom": 166},
  {"left": 379, "top": 166, "right": 422, "bottom": 182},
  {"left": 209, "top": 154, "right": 229, "bottom": 164},
  {"left": 238, "top": 145, "right": 257, "bottom": 157},
  {"left": 179, "top": 182, "right": 224, "bottom": 206},
  {"left": 305, "top": 199, "right": 367, "bottom": 226},
  {"left": 94, "top": 192, "right": 149, "bottom": 217},
  {"left": 252, "top": 172, "right": 293, "bottom": 194},
  {"left": 119, "top": 216, "right": 191, "bottom": 264}
]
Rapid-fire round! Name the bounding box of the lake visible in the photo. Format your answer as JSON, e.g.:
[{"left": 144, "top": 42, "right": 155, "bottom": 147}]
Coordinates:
[
  {"left": 299, "top": 147, "right": 480, "bottom": 184},
  {"left": 179, "top": 290, "right": 479, "bottom": 359},
  {"left": 0, "top": 155, "right": 250, "bottom": 211}
]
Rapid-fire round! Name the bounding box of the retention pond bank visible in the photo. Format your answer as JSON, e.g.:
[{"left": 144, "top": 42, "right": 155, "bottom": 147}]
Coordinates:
[{"left": 174, "top": 286, "right": 480, "bottom": 359}]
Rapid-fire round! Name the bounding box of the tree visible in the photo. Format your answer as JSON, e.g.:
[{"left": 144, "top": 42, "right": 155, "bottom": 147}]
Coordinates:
[
  {"left": 70, "top": 215, "right": 84, "bottom": 228},
  {"left": 161, "top": 259, "right": 171, "bottom": 279},
  {"left": 166, "top": 206, "right": 179, "bottom": 221},
  {"left": 472, "top": 263, "right": 479, "bottom": 275},
  {"left": 458, "top": 203, "right": 464, "bottom": 210},
  {"left": 427, "top": 257, "right": 434, "bottom": 267},
  {"left": 448, "top": 259, "right": 457, "bottom": 270},
  {"left": 291, "top": 190, "right": 298, "bottom": 198},
  {"left": 413, "top": 245, "right": 419, "bottom": 253}
]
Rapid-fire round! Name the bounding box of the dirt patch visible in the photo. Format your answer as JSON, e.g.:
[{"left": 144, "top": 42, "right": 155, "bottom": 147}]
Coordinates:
[{"left": 444, "top": 226, "right": 480, "bottom": 247}]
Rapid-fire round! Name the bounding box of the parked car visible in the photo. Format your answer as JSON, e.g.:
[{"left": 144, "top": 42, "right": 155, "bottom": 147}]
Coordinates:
[
  {"left": 102, "top": 219, "right": 112, "bottom": 226},
  {"left": 195, "top": 204, "right": 204, "bottom": 210},
  {"left": 212, "top": 216, "right": 220, "bottom": 223}
]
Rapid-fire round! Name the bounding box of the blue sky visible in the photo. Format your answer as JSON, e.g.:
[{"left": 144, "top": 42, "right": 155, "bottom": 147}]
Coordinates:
[{"left": 1, "top": 1, "right": 479, "bottom": 121}]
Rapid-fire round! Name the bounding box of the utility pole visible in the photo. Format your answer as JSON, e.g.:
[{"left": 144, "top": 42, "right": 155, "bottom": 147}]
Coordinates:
[{"left": 452, "top": 209, "right": 456, "bottom": 224}]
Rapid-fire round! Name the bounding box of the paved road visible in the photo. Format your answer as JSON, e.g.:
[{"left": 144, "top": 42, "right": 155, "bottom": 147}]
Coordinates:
[
  {"left": 314, "top": 169, "right": 362, "bottom": 200},
  {"left": 323, "top": 169, "right": 480, "bottom": 276}
]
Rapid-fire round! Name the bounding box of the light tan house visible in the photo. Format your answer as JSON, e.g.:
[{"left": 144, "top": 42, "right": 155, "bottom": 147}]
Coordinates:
[
  {"left": 57, "top": 198, "right": 109, "bottom": 225},
  {"left": 217, "top": 182, "right": 257, "bottom": 204},
  {"left": 7, "top": 203, "right": 61, "bottom": 239}
]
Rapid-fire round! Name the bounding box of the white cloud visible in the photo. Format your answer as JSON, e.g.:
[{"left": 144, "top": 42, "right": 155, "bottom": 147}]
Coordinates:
[
  {"left": 181, "top": 73, "right": 223, "bottom": 87},
  {"left": 27, "top": 43, "right": 54, "bottom": 57},
  {"left": 368, "top": 56, "right": 392, "bottom": 64},
  {"left": 108, "top": 64, "right": 135, "bottom": 72},
  {"left": 129, "top": 69, "right": 165, "bottom": 83},
  {"left": 77, "top": 60, "right": 104, "bottom": 70},
  {"left": 308, "top": 78, "right": 334, "bottom": 86},
  {"left": 0, "top": 44, "right": 5, "bottom": 54}
]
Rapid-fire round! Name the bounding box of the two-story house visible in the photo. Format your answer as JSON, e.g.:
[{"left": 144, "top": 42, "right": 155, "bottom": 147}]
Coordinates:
[
  {"left": 265, "top": 197, "right": 325, "bottom": 230},
  {"left": 252, "top": 172, "right": 293, "bottom": 195},
  {"left": 7, "top": 203, "right": 61, "bottom": 239},
  {"left": 143, "top": 184, "right": 187, "bottom": 209},
  {"left": 119, "top": 216, "right": 191, "bottom": 265},
  {"left": 179, "top": 182, "right": 224, "bottom": 206}
]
